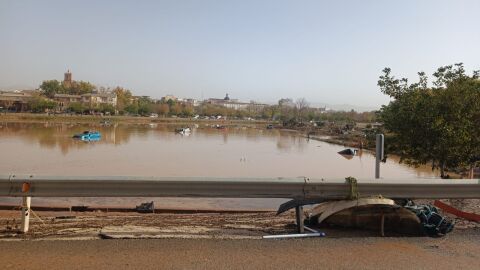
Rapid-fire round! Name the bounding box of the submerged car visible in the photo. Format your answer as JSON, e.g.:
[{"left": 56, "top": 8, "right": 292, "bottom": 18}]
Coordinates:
[
  {"left": 73, "top": 131, "right": 102, "bottom": 141},
  {"left": 175, "top": 127, "right": 191, "bottom": 134}
]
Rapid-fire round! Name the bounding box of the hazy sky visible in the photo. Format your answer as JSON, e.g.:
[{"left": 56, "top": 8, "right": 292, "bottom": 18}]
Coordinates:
[{"left": 1, "top": 0, "right": 479, "bottom": 109}]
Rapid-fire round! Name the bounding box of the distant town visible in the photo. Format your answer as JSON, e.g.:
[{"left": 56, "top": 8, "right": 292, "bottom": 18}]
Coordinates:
[{"left": 0, "top": 70, "right": 378, "bottom": 125}]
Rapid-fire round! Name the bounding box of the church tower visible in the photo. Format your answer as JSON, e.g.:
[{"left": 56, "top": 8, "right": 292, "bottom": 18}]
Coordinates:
[{"left": 63, "top": 69, "right": 72, "bottom": 88}]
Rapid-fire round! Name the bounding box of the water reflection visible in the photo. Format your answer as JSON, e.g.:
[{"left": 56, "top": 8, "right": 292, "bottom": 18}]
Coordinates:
[
  {"left": 276, "top": 135, "right": 308, "bottom": 153},
  {"left": 0, "top": 122, "right": 135, "bottom": 155},
  {"left": 0, "top": 122, "right": 305, "bottom": 154}
]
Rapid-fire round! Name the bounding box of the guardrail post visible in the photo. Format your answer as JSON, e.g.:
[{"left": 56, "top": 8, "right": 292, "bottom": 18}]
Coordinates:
[
  {"left": 375, "top": 134, "right": 384, "bottom": 179},
  {"left": 295, "top": 206, "right": 304, "bottom": 233},
  {"left": 21, "top": 196, "right": 31, "bottom": 233}
]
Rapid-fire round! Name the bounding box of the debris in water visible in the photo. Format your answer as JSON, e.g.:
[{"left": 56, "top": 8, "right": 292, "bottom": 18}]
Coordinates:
[{"left": 338, "top": 149, "right": 357, "bottom": 155}]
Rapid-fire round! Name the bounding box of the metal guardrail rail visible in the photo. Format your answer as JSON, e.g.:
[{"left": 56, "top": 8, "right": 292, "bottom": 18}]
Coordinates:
[
  {"left": 1, "top": 175, "right": 479, "bottom": 199},
  {"left": 2, "top": 174, "right": 479, "bottom": 233}
]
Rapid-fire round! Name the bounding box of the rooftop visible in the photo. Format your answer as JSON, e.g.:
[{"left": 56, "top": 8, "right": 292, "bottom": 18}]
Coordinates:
[
  {"left": 82, "top": 92, "right": 116, "bottom": 98},
  {"left": 54, "top": 94, "right": 81, "bottom": 98}
]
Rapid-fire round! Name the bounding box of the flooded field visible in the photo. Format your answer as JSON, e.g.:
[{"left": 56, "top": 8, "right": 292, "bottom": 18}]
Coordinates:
[{"left": 0, "top": 122, "right": 439, "bottom": 209}]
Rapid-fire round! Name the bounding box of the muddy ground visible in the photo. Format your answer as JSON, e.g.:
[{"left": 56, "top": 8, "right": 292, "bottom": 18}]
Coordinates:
[
  {"left": 0, "top": 200, "right": 478, "bottom": 240},
  {"left": 0, "top": 210, "right": 294, "bottom": 240}
]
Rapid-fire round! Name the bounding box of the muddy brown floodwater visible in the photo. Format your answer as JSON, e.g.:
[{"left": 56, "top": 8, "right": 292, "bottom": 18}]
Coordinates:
[{"left": 0, "top": 122, "right": 439, "bottom": 209}]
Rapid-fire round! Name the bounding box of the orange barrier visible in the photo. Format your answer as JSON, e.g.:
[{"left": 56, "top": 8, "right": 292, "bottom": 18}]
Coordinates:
[{"left": 434, "top": 200, "right": 480, "bottom": 223}]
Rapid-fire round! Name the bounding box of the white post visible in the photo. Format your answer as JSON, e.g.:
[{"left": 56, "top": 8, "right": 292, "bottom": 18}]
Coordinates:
[
  {"left": 375, "top": 134, "right": 384, "bottom": 179},
  {"left": 21, "top": 196, "right": 31, "bottom": 233}
]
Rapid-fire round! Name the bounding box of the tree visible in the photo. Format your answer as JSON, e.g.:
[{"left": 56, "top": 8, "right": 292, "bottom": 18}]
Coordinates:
[
  {"left": 295, "top": 98, "right": 309, "bottom": 122},
  {"left": 166, "top": 99, "right": 176, "bottom": 107},
  {"left": 262, "top": 105, "right": 279, "bottom": 120},
  {"left": 378, "top": 63, "right": 480, "bottom": 177},
  {"left": 137, "top": 97, "right": 153, "bottom": 116},
  {"left": 138, "top": 104, "right": 152, "bottom": 116},
  {"left": 182, "top": 104, "right": 195, "bottom": 117},
  {"left": 277, "top": 98, "right": 295, "bottom": 124},
  {"left": 99, "top": 103, "right": 115, "bottom": 114},
  {"left": 278, "top": 98, "right": 294, "bottom": 107},
  {"left": 124, "top": 103, "right": 139, "bottom": 115},
  {"left": 70, "top": 81, "right": 96, "bottom": 95},
  {"left": 170, "top": 103, "right": 183, "bottom": 116},
  {"left": 28, "top": 95, "right": 56, "bottom": 113},
  {"left": 67, "top": 102, "right": 86, "bottom": 114},
  {"left": 113, "top": 87, "right": 133, "bottom": 112},
  {"left": 155, "top": 103, "right": 170, "bottom": 117},
  {"left": 40, "top": 80, "right": 62, "bottom": 98},
  {"left": 199, "top": 104, "right": 227, "bottom": 117}
]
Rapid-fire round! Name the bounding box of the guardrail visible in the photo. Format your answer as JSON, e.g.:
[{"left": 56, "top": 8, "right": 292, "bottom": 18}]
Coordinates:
[
  {"left": 1, "top": 175, "right": 479, "bottom": 199},
  {"left": 2, "top": 175, "right": 479, "bottom": 233}
]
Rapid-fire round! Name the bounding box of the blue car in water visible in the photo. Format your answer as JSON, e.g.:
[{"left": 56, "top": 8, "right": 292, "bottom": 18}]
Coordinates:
[{"left": 73, "top": 131, "right": 101, "bottom": 141}]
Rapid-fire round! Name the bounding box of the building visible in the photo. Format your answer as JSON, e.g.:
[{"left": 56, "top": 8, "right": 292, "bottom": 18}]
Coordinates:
[
  {"left": 52, "top": 91, "right": 117, "bottom": 111},
  {"left": 162, "top": 95, "right": 177, "bottom": 102},
  {"left": 205, "top": 93, "right": 267, "bottom": 111},
  {"left": 0, "top": 90, "right": 34, "bottom": 112},
  {"left": 53, "top": 93, "right": 82, "bottom": 111},
  {"left": 81, "top": 92, "right": 117, "bottom": 108},
  {"left": 184, "top": 98, "right": 200, "bottom": 107},
  {"left": 168, "top": 97, "right": 200, "bottom": 107}
]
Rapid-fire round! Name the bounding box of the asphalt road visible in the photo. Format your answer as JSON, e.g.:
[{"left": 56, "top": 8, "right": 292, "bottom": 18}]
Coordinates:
[{"left": 1, "top": 232, "right": 479, "bottom": 270}]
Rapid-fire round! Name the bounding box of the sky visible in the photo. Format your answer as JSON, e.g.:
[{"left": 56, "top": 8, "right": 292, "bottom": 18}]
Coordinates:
[{"left": 1, "top": 0, "right": 479, "bottom": 110}]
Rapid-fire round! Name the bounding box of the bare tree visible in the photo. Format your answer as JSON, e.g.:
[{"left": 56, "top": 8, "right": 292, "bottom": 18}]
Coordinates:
[{"left": 295, "top": 98, "right": 309, "bottom": 121}]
